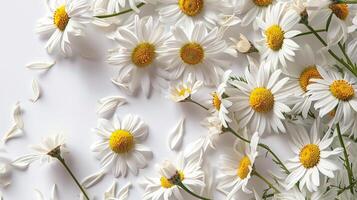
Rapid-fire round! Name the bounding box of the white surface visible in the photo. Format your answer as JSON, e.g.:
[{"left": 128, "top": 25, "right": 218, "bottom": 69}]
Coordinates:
[{"left": 0, "top": 1, "right": 295, "bottom": 199}]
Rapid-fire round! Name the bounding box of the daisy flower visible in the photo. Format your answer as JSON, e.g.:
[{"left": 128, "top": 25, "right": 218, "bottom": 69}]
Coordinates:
[
  {"left": 91, "top": 114, "right": 152, "bottom": 177},
  {"left": 307, "top": 66, "right": 357, "bottom": 126},
  {"left": 226, "top": 62, "right": 291, "bottom": 135},
  {"left": 256, "top": 3, "right": 301, "bottom": 68},
  {"left": 200, "top": 113, "right": 224, "bottom": 151},
  {"left": 107, "top": 16, "right": 169, "bottom": 97},
  {"left": 168, "top": 73, "right": 203, "bottom": 102},
  {"left": 284, "top": 45, "right": 323, "bottom": 118},
  {"left": 156, "top": 0, "right": 230, "bottom": 29},
  {"left": 141, "top": 151, "right": 205, "bottom": 200},
  {"left": 159, "top": 21, "right": 231, "bottom": 86},
  {"left": 217, "top": 131, "right": 259, "bottom": 196},
  {"left": 284, "top": 120, "right": 342, "bottom": 192},
  {"left": 35, "top": 0, "right": 91, "bottom": 56}
]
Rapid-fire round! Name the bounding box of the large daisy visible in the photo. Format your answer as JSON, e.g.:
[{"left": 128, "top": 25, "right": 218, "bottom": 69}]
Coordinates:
[
  {"left": 107, "top": 15, "right": 170, "bottom": 97},
  {"left": 91, "top": 114, "right": 153, "bottom": 177},
  {"left": 284, "top": 120, "right": 342, "bottom": 192},
  {"left": 35, "top": 0, "right": 91, "bottom": 56},
  {"left": 226, "top": 62, "right": 291, "bottom": 135},
  {"left": 217, "top": 131, "right": 259, "bottom": 196},
  {"left": 256, "top": 3, "right": 301, "bottom": 68},
  {"left": 159, "top": 21, "right": 231, "bottom": 86}
]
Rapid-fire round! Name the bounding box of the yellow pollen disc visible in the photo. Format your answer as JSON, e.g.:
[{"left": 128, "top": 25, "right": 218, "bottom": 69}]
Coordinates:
[
  {"left": 53, "top": 5, "right": 70, "bottom": 31},
  {"left": 160, "top": 171, "right": 185, "bottom": 189},
  {"left": 109, "top": 130, "right": 134, "bottom": 154},
  {"left": 265, "top": 25, "right": 285, "bottom": 51},
  {"left": 299, "top": 66, "right": 322, "bottom": 92},
  {"left": 237, "top": 156, "right": 251, "bottom": 179},
  {"left": 180, "top": 43, "right": 205, "bottom": 65},
  {"left": 131, "top": 43, "right": 156, "bottom": 68},
  {"left": 178, "top": 0, "right": 204, "bottom": 16},
  {"left": 249, "top": 87, "right": 274, "bottom": 113},
  {"left": 252, "top": 0, "right": 273, "bottom": 7},
  {"left": 299, "top": 144, "right": 320, "bottom": 169},
  {"left": 177, "top": 88, "right": 192, "bottom": 96},
  {"left": 329, "top": 3, "right": 349, "bottom": 20},
  {"left": 212, "top": 92, "right": 221, "bottom": 111},
  {"left": 330, "top": 80, "right": 355, "bottom": 101}
]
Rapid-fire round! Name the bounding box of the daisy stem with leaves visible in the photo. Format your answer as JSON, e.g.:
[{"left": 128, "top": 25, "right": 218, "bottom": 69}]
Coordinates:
[
  {"left": 94, "top": 3, "right": 145, "bottom": 18},
  {"left": 176, "top": 182, "right": 211, "bottom": 200},
  {"left": 251, "top": 170, "right": 280, "bottom": 193}
]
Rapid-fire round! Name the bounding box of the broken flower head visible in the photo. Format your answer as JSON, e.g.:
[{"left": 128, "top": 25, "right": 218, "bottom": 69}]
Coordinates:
[{"left": 168, "top": 73, "right": 203, "bottom": 103}]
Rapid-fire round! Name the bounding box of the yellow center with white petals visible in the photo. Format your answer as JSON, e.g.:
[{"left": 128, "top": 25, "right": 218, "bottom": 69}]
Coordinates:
[
  {"left": 131, "top": 43, "right": 156, "bottom": 68},
  {"left": 180, "top": 43, "right": 205, "bottom": 65},
  {"left": 237, "top": 156, "right": 251, "bottom": 179},
  {"left": 109, "top": 130, "right": 134, "bottom": 154},
  {"left": 177, "top": 88, "right": 192, "bottom": 96},
  {"left": 249, "top": 87, "right": 274, "bottom": 113},
  {"left": 299, "top": 144, "right": 320, "bottom": 169},
  {"left": 330, "top": 80, "right": 355, "bottom": 101},
  {"left": 265, "top": 25, "right": 284, "bottom": 51},
  {"left": 212, "top": 92, "right": 221, "bottom": 111},
  {"left": 179, "top": 0, "right": 204, "bottom": 16},
  {"left": 299, "top": 66, "right": 322, "bottom": 92},
  {"left": 329, "top": 3, "right": 349, "bottom": 20},
  {"left": 252, "top": 0, "right": 273, "bottom": 7},
  {"left": 160, "top": 171, "right": 185, "bottom": 188},
  {"left": 54, "top": 5, "right": 70, "bottom": 31}
]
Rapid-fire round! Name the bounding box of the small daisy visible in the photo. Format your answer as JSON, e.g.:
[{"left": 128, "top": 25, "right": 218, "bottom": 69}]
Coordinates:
[
  {"left": 91, "top": 114, "right": 152, "bottom": 177},
  {"left": 108, "top": 16, "right": 170, "bottom": 97},
  {"left": 226, "top": 62, "right": 291, "bottom": 135},
  {"left": 168, "top": 73, "right": 203, "bottom": 102},
  {"left": 159, "top": 21, "right": 231, "bottom": 86},
  {"left": 256, "top": 3, "right": 301, "bottom": 68},
  {"left": 200, "top": 113, "right": 224, "bottom": 150},
  {"left": 35, "top": 0, "right": 91, "bottom": 56},
  {"left": 156, "top": 0, "right": 230, "bottom": 29},
  {"left": 285, "top": 120, "right": 342, "bottom": 192},
  {"left": 141, "top": 151, "right": 205, "bottom": 200},
  {"left": 307, "top": 66, "right": 357, "bottom": 126},
  {"left": 217, "top": 131, "right": 259, "bottom": 196},
  {"left": 34, "top": 184, "right": 58, "bottom": 200}
]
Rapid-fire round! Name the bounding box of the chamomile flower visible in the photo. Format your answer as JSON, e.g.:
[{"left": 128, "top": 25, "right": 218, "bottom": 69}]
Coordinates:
[
  {"left": 157, "top": 0, "right": 230, "bottom": 29},
  {"left": 168, "top": 73, "right": 203, "bottom": 102},
  {"left": 256, "top": 3, "right": 301, "bottom": 68},
  {"left": 107, "top": 16, "right": 170, "bottom": 97},
  {"left": 284, "top": 120, "right": 342, "bottom": 192},
  {"left": 217, "top": 131, "right": 259, "bottom": 196},
  {"left": 159, "top": 22, "right": 231, "bottom": 86},
  {"left": 227, "top": 63, "right": 291, "bottom": 135},
  {"left": 35, "top": 0, "right": 91, "bottom": 56},
  {"left": 200, "top": 113, "right": 224, "bottom": 150},
  {"left": 140, "top": 151, "right": 205, "bottom": 200},
  {"left": 91, "top": 114, "right": 153, "bottom": 177},
  {"left": 307, "top": 66, "right": 357, "bottom": 126}
]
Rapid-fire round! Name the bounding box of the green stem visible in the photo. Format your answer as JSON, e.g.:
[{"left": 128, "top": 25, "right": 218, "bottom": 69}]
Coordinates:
[
  {"left": 336, "top": 123, "right": 355, "bottom": 194},
  {"left": 177, "top": 182, "right": 212, "bottom": 200},
  {"left": 252, "top": 170, "right": 280, "bottom": 193},
  {"left": 294, "top": 29, "right": 325, "bottom": 38},
  {"left": 183, "top": 98, "right": 209, "bottom": 111},
  {"left": 338, "top": 180, "right": 357, "bottom": 195},
  {"left": 338, "top": 1, "right": 357, "bottom": 4},
  {"left": 95, "top": 3, "right": 145, "bottom": 18}
]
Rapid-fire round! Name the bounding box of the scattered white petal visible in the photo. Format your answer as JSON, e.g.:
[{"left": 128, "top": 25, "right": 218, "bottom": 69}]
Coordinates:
[
  {"left": 51, "top": 184, "right": 58, "bottom": 200},
  {"left": 116, "top": 182, "right": 131, "bottom": 200},
  {"left": 26, "top": 60, "right": 55, "bottom": 70},
  {"left": 81, "top": 169, "right": 106, "bottom": 189},
  {"left": 12, "top": 102, "right": 23, "bottom": 129},
  {"left": 167, "top": 117, "right": 185, "bottom": 150},
  {"left": 30, "top": 79, "right": 41, "bottom": 103},
  {"left": 2, "top": 124, "right": 23, "bottom": 143},
  {"left": 11, "top": 154, "right": 40, "bottom": 170},
  {"left": 97, "top": 96, "right": 127, "bottom": 117}
]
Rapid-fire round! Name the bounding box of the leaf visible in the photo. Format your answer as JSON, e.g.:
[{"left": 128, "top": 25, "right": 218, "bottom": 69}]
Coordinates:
[
  {"left": 12, "top": 102, "right": 23, "bottom": 129},
  {"left": 81, "top": 169, "right": 106, "bottom": 189},
  {"left": 30, "top": 79, "right": 41, "bottom": 103},
  {"left": 167, "top": 117, "right": 185, "bottom": 150},
  {"left": 97, "top": 96, "right": 127, "bottom": 117},
  {"left": 2, "top": 124, "right": 23, "bottom": 143},
  {"left": 26, "top": 60, "right": 55, "bottom": 70}
]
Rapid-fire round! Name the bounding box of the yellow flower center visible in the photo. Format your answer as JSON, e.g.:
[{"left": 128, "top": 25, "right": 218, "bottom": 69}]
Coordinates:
[
  {"left": 252, "top": 0, "right": 273, "bottom": 7},
  {"left": 330, "top": 80, "right": 355, "bottom": 101},
  {"left": 177, "top": 88, "right": 192, "bottom": 96},
  {"left": 249, "top": 87, "right": 274, "bottom": 113},
  {"left": 265, "top": 25, "right": 284, "bottom": 51},
  {"left": 131, "top": 43, "right": 156, "bottom": 68},
  {"left": 299, "top": 144, "right": 320, "bottom": 169},
  {"left": 237, "top": 156, "right": 251, "bottom": 179},
  {"left": 299, "top": 66, "right": 322, "bottom": 92},
  {"left": 160, "top": 171, "right": 185, "bottom": 188},
  {"left": 178, "top": 0, "right": 204, "bottom": 16},
  {"left": 180, "top": 43, "right": 205, "bottom": 65},
  {"left": 212, "top": 92, "right": 221, "bottom": 111},
  {"left": 53, "top": 5, "right": 69, "bottom": 31},
  {"left": 329, "top": 3, "right": 349, "bottom": 20},
  {"left": 109, "top": 130, "right": 134, "bottom": 154}
]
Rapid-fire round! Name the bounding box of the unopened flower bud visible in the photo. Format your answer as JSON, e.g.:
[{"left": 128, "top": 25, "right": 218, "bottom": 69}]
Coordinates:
[{"left": 233, "top": 34, "right": 257, "bottom": 54}]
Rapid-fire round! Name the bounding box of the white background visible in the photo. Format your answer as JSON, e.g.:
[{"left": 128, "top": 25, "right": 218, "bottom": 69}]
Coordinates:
[{"left": 0, "top": 1, "right": 295, "bottom": 199}]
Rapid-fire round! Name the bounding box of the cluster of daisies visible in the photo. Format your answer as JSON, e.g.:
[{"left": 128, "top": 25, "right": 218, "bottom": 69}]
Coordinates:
[{"left": 2, "top": 0, "right": 357, "bottom": 199}]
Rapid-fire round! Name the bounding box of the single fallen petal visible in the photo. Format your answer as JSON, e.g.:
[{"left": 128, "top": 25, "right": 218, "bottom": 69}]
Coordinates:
[
  {"left": 51, "top": 184, "right": 58, "bottom": 200},
  {"left": 116, "top": 182, "right": 131, "bottom": 200},
  {"left": 81, "top": 169, "right": 106, "bottom": 189},
  {"left": 11, "top": 154, "right": 40, "bottom": 170},
  {"left": 30, "top": 79, "right": 41, "bottom": 103},
  {"left": 12, "top": 102, "right": 23, "bottom": 129},
  {"left": 167, "top": 117, "right": 185, "bottom": 150},
  {"left": 2, "top": 124, "right": 22, "bottom": 143},
  {"left": 26, "top": 60, "right": 55, "bottom": 70},
  {"left": 97, "top": 96, "right": 127, "bottom": 116}
]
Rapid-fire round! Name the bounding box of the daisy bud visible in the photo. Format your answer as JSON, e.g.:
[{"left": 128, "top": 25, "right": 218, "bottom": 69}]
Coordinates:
[
  {"left": 158, "top": 160, "right": 177, "bottom": 179},
  {"left": 234, "top": 34, "right": 257, "bottom": 54}
]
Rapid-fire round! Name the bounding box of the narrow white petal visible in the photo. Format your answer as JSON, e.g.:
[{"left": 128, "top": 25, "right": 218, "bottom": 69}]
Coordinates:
[
  {"left": 168, "top": 117, "right": 185, "bottom": 150},
  {"left": 11, "top": 154, "right": 40, "bottom": 169},
  {"left": 81, "top": 169, "right": 106, "bottom": 189},
  {"left": 30, "top": 79, "right": 41, "bottom": 103},
  {"left": 26, "top": 60, "right": 55, "bottom": 70},
  {"left": 97, "top": 96, "right": 127, "bottom": 117},
  {"left": 13, "top": 102, "right": 24, "bottom": 129},
  {"left": 2, "top": 124, "right": 23, "bottom": 143},
  {"left": 51, "top": 184, "right": 58, "bottom": 200}
]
